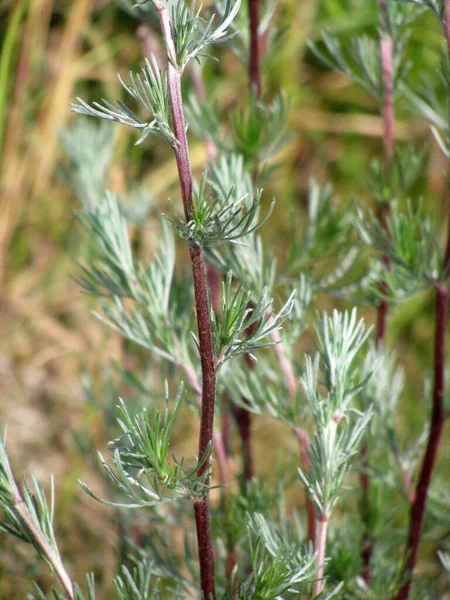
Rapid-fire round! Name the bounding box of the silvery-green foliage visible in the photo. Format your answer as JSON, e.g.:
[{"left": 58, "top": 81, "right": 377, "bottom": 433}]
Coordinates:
[
  {"left": 237, "top": 513, "right": 317, "bottom": 599},
  {"left": 206, "top": 231, "right": 277, "bottom": 298},
  {"left": 359, "top": 344, "right": 404, "bottom": 432},
  {"left": 426, "top": 481, "right": 450, "bottom": 530},
  {"left": 209, "top": 272, "right": 295, "bottom": 369},
  {"left": 184, "top": 95, "right": 223, "bottom": 151},
  {"left": 80, "top": 383, "right": 210, "bottom": 508},
  {"left": 213, "top": 0, "right": 278, "bottom": 63},
  {"left": 208, "top": 154, "right": 253, "bottom": 210},
  {"left": 29, "top": 576, "right": 96, "bottom": 600},
  {"left": 129, "top": 527, "right": 201, "bottom": 598},
  {"left": 165, "top": 171, "right": 274, "bottom": 248},
  {"left": 286, "top": 179, "right": 359, "bottom": 294},
  {"left": 225, "top": 354, "right": 304, "bottom": 427},
  {"left": 308, "top": 29, "right": 409, "bottom": 103},
  {"left": 403, "top": 46, "right": 450, "bottom": 157},
  {"left": 113, "top": 558, "right": 161, "bottom": 599},
  {"left": 58, "top": 120, "right": 115, "bottom": 211},
  {"left": 355, "top": 200, "right": 448, "bottom": 302},
  {"left": 71, "top": 56, "right": 177, "bottom": 147},
  {"left": 169, "top": 0, "right": 242, "bottom": 69},
  {"left": 77, "top": 194, "right": 194, "bottom": 366},
  {"left": 357, "top": 345, "right": 421, "bottom": 496},
  {"left": 229, "top": 93, "right": 288, "bottom": 167},
  {"left": 309, "top": 0, "right": 420, "bottom": 98},
  {"left": 116, "top": 0, "right": 159, "bottom": 24},
  {"left": 0, "top": 436, "right": 87, "bottom": 599},
  {"left": 397, "top": 0, "right": 445, "bottom": 19},
  {"left": 299, "top": 310, "right": 373, "bottom": 515},
  {"left": 438, "top": 551, "right": 450, "bottom": 574},
  {"left": 186, "top": 94, "right": 288, "bottom": 172},
  {"left": 76, "top": 193, "right": 136, "bottom": 298},
  {"left": 59, "top": 120, "right": 153, "bottom": 223},
  {"left": 0, "top": 448, "right": 58, "bottom": 556},
  {"left": 368, "top": 145, "right": 426, "bottom": 204}
]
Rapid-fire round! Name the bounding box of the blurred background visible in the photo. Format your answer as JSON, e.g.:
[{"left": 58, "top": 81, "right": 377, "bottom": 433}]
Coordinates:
[{"left": 0, "top": 0, "right": 449, "bottom": 597}]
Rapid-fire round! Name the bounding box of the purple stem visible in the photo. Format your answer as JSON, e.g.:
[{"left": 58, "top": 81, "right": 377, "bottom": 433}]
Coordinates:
[
  {"left": 376, "top": 33, "right": 395, "bottom": 344},
  {"left": 154, "top": 3, "right": 217, "bottom": 597},
  {"left": 396, "top": 284, "right": 448, "bottom": 600},
  {"left": 248, "top": 0, "right": 261, "bottom": 99},
  {"left": 396, "top": 6, "right": 450, "bottom": 597},
  {"left": 235, "top": 0, "right": 263, "bottom": 484}
]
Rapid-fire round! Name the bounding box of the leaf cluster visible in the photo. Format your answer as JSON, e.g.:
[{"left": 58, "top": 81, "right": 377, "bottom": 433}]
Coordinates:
[
  {"left": 71, "top": 56, "right": 177, "bottom": 147},
  {"left": 165, "top": 171, "right": 274, "bottom": 249},
  {"left": 186, "top": 94, "right": 288, "bottom": 172},
  {"left": 170, "top": 0, "right": 242, "bottom": 70},
  {"left": 368, "top": 145, "right": 426, "bottom": 204},
  {"left": 299, "top": 310, "right": 373, "bottom": 515},
  {"left": 355, "top": 200, "right": 447, "bottom": 302},
  {"left": 238, "top": 513, "right": 317, "bottom": 599},
  {"left": 286, "top": 179, "right": 359, "bottom": 293},
  {"left": 397, "top": 0, "right": 445, "bottom": 20},
  {"left": 309, "top": 27, "right": 410, "bottom": 103},
  {"left": 77, "top": 194, "right": 194, "bottom": 367},
  {"left": 80, "top": 383, "right": 210, "bottom": 508},
  {"left": 209, "top": 272, "right": 295, "bottom": 369},
  {"left": 58, "top": 120, "right": 115, "bottom": 211}
]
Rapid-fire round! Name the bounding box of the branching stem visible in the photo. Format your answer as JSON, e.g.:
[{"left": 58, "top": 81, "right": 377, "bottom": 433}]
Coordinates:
[{"left": 154, "top": 3, "right": 217, "bottom": 597}]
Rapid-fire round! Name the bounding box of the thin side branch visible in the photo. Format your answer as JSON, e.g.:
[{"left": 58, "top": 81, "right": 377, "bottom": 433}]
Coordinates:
[
  {"left": 314, "top": 512, "right": 328, "bottom": 596},
  {"left": 13, "top": 497, "right": 74, "bottom": 600},
  {"left": 362, "top": 1, "right": 395, "bottom": 583}
]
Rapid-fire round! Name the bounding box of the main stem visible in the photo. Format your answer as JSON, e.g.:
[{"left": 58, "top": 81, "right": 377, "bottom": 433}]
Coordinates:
[
  {"left": 396, "top": 284, "right": 448, "bottom": 600},
  {"left": 248, "top": 0, "right": 261, "bottom": 99},
  {"left": 396, "top": 6, "right": 450, "bottom": 598},
  {"left": 156, "top": 5, "right": 216, "bottom": 598}
]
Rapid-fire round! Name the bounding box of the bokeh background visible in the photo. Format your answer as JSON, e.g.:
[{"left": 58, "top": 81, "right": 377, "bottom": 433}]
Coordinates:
[{"left": 0, "top": 0, "right": 449, "bottom": 597}]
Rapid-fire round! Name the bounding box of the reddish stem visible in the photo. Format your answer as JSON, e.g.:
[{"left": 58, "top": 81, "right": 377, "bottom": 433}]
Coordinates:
[
  {"left": 248, "top": 0, "right": 261, "bottom": 99},
  {"left": 155, "top": 4, "right": 217, "bottom": 597},
  {"left": 362, "top": 7, "right": 395, "bottom": 583},
  {"left": 360, "top": 442, "right": 372, "bottom": 585},
  {"left": 375, "top": 34, "right": 394, "bottom": 345},
  {"left": 444, "top": 1, "right": 450, "bottom": 272},
  {"left": 194, "top": 498, "right": 216, "bottom": 600},
  {"left": 401, "top": 466, "right": 416, "bottom": 505},
  {"left": 396, "top": 6, "right": 450, "bottom": 598},
  {"left": 233, "top": 0, "right": 263, "bottom": 484},
  {"left": 314, "top": 512, "right": 328, "bottom": 596},
  {"left": 396, "top": 283, "right": 448, "bottom": 600},
  {"left": 232, "top": 403, "right": 254, "bottom": 481}
]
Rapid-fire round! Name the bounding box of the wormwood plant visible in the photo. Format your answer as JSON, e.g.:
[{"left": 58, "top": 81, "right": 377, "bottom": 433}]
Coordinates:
[{"left": 1, "top": 0, "right": 450, "bottom": 599}]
